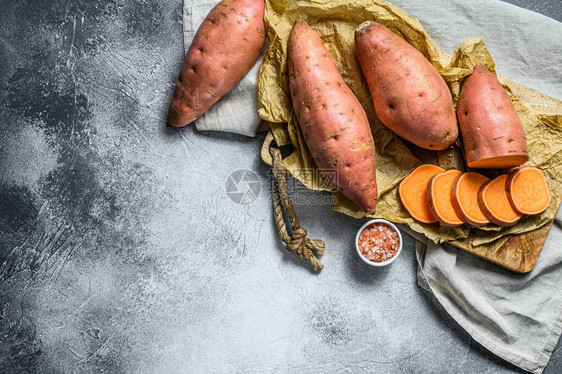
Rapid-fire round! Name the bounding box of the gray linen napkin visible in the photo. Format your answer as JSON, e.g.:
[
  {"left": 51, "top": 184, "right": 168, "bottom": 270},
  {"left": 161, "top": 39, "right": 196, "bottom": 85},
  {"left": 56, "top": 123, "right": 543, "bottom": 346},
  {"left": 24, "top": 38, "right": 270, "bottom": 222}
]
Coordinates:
[
  {"left": 182, "top": 0, "right": 562, "bottom": 372},
  {"left": 413, "top": 212, "right": 562, "bottom": 374}
]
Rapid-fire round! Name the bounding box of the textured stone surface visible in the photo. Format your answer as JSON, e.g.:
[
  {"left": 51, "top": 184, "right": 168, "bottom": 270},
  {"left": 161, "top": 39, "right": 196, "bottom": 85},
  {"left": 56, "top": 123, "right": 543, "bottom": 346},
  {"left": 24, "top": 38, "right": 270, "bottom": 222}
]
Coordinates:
[
  {"left": 0, "top": 0, "right": 560, "bottom": 373},
  {"left": 503, "top": 0, "right": 562, "bottom": 21}
]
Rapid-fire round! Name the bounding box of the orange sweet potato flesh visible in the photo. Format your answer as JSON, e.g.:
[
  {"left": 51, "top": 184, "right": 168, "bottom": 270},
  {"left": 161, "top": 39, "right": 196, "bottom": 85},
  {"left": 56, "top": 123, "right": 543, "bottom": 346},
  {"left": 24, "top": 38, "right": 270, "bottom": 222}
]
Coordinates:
[
  {"left": 355, "top": 21, "right": 458, "bottom": 151},
  {"left": 477, "top": 175, "right": 522, "bottom": 226},
  {"left": 399, "top": 165, "right": 444, "bottom": 223},
  {"left": 457, "top": 65, "right": 529, "bottom": 169},
  {"left": 506, "top": 166, "right": 551, "bottom": 215},
  {"left": 167, "top": 0, "right": 265, "bottom": 127},
  {"left": 451, "top": 172, "right": 490, "bottom": 226},
  {"left": 427, "top": 170, "right": 464, "bottom": 226},
  {"left": 289, "top": 20, "right": 378, "bottom": 213}
]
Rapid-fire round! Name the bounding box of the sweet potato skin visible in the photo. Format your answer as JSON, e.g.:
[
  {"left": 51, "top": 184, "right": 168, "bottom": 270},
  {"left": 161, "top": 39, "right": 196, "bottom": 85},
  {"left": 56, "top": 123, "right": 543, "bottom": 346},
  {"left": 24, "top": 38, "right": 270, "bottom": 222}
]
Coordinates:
[
  {"left": 506, "top": 166, "right": 551, "bottom": 215},
  {"left": 289, "top": 20, "right": 378, "bottom": 213},
  {"left": 354, "top": 21, "right": 458, "bottom": 151},
  {"left": 451, "top": 172, "right": 490, "bottom": 227},
  {"left": 399, "top": 164, "right": 444, "bottom": 224},
  {"left": 477, "top": 175, "right": 522, "bottom": 226},
  {"left": 457, "top": 65, "right": 529, "bottom": 169},
  {"left": 427, "top": 170, "right": 464, "bottom": 227},
  {"left": 167, "top": 0, "right": 265, "bottom": 127}
]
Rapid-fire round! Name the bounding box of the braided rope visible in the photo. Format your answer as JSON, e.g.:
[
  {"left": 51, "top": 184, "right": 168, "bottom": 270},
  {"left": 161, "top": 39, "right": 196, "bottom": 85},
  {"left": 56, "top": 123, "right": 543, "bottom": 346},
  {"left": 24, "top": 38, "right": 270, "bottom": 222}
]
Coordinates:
[{"left": 270, "top": 145, "right": 325, "bottom": 271}]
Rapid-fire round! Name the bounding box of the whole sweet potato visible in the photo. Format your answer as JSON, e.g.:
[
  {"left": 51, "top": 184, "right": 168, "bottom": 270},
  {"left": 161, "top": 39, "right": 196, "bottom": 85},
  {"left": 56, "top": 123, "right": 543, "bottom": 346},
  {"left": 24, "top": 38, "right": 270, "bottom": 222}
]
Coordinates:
[
  {"left": 289, "top": 20, "right": 378, "bottom": 213},
  {"left": 457, "top": 65, "right": 529, "bottom": 169},
  {"left": 167, "top": 0, "right": 265, "bottom": 127},
  {"left": 355, "top": 21, "right": 458, "bottom": 151}
]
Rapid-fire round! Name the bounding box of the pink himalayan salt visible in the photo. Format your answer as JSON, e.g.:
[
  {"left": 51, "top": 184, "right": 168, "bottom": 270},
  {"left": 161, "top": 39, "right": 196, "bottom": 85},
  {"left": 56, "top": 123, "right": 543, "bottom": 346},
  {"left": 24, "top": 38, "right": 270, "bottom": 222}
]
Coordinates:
[{"left": 358, "top": 223, "right": 400, "bottom": 262}]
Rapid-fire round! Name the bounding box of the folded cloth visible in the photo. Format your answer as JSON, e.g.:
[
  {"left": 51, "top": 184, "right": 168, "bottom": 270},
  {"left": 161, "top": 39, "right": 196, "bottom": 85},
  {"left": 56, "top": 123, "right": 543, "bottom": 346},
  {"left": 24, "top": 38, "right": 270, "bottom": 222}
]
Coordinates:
[
  {"left": 182, "top": 0, "right": 562, "bottom": 372},
  {"left": 414, "top": 211, "right": 562, "bottom": 374},
  {"left": 182, "top": 0, "right": 265, "bottom": 137}
]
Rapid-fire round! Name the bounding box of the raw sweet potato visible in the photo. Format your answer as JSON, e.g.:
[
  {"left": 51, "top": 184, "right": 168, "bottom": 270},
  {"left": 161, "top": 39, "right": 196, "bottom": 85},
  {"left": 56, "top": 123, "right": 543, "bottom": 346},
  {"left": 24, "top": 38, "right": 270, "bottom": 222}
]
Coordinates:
[
  {"left": 167, "top": 0, "right": 265, "bottom": 127},
  {"left": 477, "top": 175, "right": 522, "bottom": 226},
  {"left": 288, "top": 20, "right": 378, "bottom": 213},
  {"left": 457, "top": 65, "right": 529, "bottom": 168},
  {"left": 427, "top": 170, "right": 464, "bottom": 226},
  {"left": 354, "top": 21, "right": 458, "bottom": 151},
  {"left": 451, "top": 172, "right": 490, "bottom": 226},
  {"left": 506, "top": 166, "right": 550, "bottom": 215},
  {"left": 399, "top": 164, "right": 444, "bottom": 223}
]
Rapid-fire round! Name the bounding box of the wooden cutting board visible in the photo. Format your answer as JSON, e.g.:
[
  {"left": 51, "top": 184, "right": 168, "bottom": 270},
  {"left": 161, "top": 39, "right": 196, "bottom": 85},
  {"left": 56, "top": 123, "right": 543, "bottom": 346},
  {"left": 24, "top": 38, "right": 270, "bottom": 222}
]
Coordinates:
[
  {"left": 261, "top": 77, "right": 561, "bottom": 273},
  {"left": 449, "top": 222, "right": 553, "bottom": 273},
  {"left": 449, "top": 77, "right": 561, "bottom": 273}
]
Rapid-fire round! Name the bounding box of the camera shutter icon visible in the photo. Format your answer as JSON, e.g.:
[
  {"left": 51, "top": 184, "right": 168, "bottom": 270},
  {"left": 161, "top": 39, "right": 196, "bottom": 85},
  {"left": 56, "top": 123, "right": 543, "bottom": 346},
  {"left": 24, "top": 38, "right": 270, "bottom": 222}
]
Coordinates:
[{"left": 225, "top": 170, "right": 261, "bottom": 204}]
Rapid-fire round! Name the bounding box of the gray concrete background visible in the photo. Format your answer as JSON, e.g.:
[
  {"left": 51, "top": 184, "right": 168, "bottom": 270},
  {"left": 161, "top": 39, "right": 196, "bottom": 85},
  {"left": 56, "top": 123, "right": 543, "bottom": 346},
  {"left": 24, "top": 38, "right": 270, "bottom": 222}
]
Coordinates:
[
  {"left": 503, "top": 0, "right": 561, "bottom": 21},
  {"left": 0, "top": 0, "right": 560, "bottom": 373}
]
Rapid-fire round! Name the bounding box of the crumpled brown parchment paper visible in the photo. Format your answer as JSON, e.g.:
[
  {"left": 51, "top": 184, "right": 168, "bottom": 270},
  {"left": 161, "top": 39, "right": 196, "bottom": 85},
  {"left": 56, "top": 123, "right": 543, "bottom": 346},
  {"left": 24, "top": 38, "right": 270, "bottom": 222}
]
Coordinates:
[{"left": 257, "top": 0, "right": 562, "bottom": 245}]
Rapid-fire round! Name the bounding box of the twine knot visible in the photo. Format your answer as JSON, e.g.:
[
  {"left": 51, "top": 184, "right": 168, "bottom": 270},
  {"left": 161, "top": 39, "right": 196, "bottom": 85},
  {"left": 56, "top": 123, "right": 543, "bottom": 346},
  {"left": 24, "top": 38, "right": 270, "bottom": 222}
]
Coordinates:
[
  {"left": 287, "top": 227, "right": 307, "bottom": 253},
  {"left": 269, "top": 145, "right": 326, "bottom": 271}
]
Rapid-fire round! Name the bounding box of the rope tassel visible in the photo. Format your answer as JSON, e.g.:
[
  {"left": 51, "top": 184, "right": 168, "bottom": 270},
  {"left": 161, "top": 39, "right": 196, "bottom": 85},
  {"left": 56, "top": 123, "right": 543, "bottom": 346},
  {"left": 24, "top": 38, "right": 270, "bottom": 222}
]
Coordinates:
[{"left": 270, "top": 145, "right": 326, "bottom": 271}]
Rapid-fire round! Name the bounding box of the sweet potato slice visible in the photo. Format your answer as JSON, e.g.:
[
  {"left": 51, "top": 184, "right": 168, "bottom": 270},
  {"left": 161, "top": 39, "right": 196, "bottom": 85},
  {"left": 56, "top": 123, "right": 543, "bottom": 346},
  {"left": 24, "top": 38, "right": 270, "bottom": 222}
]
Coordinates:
[
  {"left": 399, "top": 165, "right": 444, "bottom": 224},
  {"left": 427, "top": 170, "right": 464, "bottom": 226},
  {"left": 451, "top": 172, "right": 490, "bottom": 226},
  {"left": 477, "top": 175, "right": 522, "bottom": 226},
  {"left": 506, "top": 166, "right": 551, "bottom": 215}
]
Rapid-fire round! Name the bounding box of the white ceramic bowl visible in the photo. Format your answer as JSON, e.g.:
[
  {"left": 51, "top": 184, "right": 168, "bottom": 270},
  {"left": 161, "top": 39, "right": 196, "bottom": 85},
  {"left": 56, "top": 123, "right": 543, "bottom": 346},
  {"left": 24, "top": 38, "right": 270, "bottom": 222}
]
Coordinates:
[{"left": 355, "top": 219, "right": 403, "bottom": 267}]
